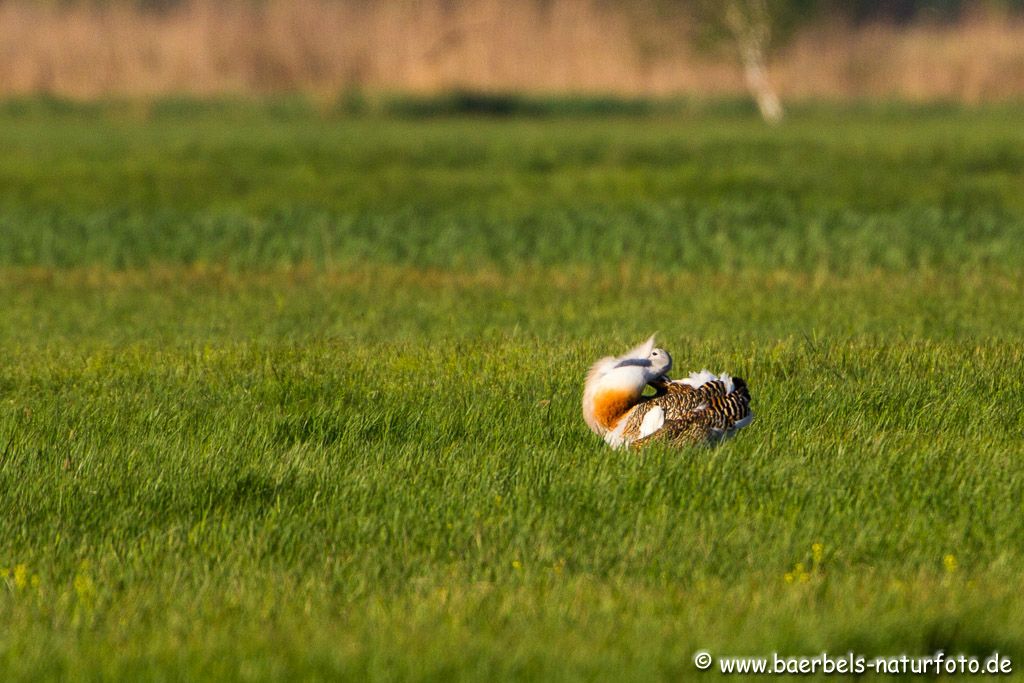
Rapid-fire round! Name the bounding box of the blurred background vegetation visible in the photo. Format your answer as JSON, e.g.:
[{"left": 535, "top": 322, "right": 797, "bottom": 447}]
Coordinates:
[{"left": 2, "top": 0, "right": 1024, "bottom": 114}]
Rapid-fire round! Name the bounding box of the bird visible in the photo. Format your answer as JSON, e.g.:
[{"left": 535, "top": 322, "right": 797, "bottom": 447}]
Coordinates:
[{"left": 582, "top": 335, "right": 753, "bottom": 448}]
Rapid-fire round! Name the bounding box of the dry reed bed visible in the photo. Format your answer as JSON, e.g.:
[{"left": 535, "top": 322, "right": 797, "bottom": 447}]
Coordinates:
[{"left": 1, "top": 0, "right": 1023, "bottom": 101}]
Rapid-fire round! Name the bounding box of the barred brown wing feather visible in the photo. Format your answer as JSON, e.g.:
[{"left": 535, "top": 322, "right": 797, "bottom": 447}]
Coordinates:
[
  {"left": 631, "top": 376, "right": 753, "bottom": 447},
  {"left": 703, "top": 391, "right": 751, "bottom": 431},
  {"left": 650, "top": 379, "right": 734, "bottom": 419},
  {"left": 655, "top": 385, "right": 702, "bottom": 414},
  {"left": 618, "top": 399, "right": 657, "bottom": 441},
  {"left": 731, "top": 377, "right": 751, "bottom": 402},
  {"left": 631, "top": 414, "right": 710, "bottom": 447}
]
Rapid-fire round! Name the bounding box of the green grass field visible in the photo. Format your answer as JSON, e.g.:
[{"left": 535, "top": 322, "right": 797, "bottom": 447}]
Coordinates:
[{"left": 1, "top": 103, "right": 1023, "bottom": 680}]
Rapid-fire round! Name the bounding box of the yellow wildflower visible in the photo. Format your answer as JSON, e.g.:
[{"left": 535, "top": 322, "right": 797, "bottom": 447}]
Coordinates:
[
  {"left": 511, "top": 559, "right": 522, "bottom": 570},
  {"left": 13, "top": 564, "right": 28, "bottom": 590},
  {"left": 811, "top": 543, "right": 824, "bottom": 565},
  {"left": 785, "top": 562, "right": 811, "bottom": 584},
  {"left": 943, "top": 554, "right": 958, "bottom": 574}
]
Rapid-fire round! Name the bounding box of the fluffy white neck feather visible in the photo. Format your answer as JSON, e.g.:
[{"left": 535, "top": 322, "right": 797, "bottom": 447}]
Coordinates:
[{"left": 582, "top": 336, "right": 659, "bottom": 437}]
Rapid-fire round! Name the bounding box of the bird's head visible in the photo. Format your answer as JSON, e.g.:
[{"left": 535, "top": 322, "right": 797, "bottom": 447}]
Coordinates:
[{"left": 582, "top": 335, "right": 673, "bottom": 436}]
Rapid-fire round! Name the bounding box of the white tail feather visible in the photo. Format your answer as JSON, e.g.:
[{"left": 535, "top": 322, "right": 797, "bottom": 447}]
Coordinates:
[{"left": 679, "top": 370, "right": 735, "bottom": 393}]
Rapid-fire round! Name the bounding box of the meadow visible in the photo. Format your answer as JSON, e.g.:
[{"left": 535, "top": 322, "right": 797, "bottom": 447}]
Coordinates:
[{"left": 1, "top": 102, "right": 1023, "bottom": 680}]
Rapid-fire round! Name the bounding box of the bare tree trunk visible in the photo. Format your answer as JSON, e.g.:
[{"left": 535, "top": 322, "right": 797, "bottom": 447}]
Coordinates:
[{"left": 725, "top": 0, "right": 783, "bottom": 124}]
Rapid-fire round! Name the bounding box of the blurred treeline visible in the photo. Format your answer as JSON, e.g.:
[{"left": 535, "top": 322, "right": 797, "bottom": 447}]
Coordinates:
[
  {"left": 839, "top": 0, "right": 1024, "bottom": 20},
  {"left": 2, "top": 0, "right": 1023, "bottom": 102}
]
